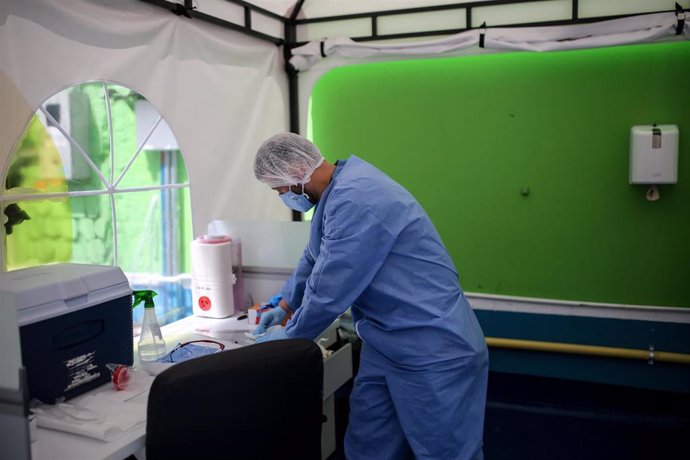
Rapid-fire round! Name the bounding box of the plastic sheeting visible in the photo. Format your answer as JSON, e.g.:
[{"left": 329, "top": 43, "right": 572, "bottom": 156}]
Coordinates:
[
  {"left": 485, "top": 11, "right": 689, "bottom": 51},
  {"left": 290, "top": 29, "right": 479, "bottom": 70},
  {"left": 291, "top": 12, "right": 689, "bottom": 70},
  {"left": 0, "top": 0, "right": 293, "bottom": 239}
]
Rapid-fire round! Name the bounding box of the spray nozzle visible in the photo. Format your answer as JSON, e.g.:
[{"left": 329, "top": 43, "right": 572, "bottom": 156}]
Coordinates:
[{"left": 132, "top": 290, "right": 157, "bottom": 309}]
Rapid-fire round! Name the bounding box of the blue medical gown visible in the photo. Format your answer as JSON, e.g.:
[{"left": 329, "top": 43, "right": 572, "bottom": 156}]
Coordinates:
[{"left": 281, "top": 156, "right": 488, "bottom": 458}]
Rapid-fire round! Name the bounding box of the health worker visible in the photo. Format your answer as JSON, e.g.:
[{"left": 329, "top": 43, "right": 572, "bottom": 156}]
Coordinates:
[{"left": 252, "top": 132, "right": 488, "bottom": 460}]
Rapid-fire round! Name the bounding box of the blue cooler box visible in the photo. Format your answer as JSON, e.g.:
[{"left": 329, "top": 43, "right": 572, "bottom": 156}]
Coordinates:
[{"left": 0, "top": 263, "right": 133, "bottom": 403}]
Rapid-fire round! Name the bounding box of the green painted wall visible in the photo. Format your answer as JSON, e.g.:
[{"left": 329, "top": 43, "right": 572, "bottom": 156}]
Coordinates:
[{"left": 310, "top": 41, "right": 690, "bottom": 308}]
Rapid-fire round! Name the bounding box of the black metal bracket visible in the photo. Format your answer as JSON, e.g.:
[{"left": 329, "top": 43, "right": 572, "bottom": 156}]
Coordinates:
[
  {"left": 676, "top": 3, "right": 686, "bottom": 35},
  {"left": 140, "top": 0, "right": 284, "bottom": 45},
  {"left": 285, "top": 0, "right": 307, "bottom": 222},
  {"left": 172, "top": 0, "right": 194, "bottom": 18}
]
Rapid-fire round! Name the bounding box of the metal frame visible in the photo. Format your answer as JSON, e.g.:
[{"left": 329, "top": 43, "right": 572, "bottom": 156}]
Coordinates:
[
  {"left": 140, "top": 0, "right": 286, "bottom": 45},
  {"left": 293, "top": 0, "right": 681, "bottom": 43}
]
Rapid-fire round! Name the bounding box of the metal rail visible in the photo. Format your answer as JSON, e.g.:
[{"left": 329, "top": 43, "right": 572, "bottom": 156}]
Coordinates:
[
  {"left": 294, "top": 0, "right": 678, "bottom": 43},
  {"left": 139, "top": 0, "right": 285, "bottom": 45},
  {"left": 487, "top": 337, "right": 690, "bottom": 365}
]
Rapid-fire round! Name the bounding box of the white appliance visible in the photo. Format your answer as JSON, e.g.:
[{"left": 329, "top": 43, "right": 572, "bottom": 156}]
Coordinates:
[
  {"left": 629, "top": 124, "right": 679, "bottom": 184},
  {"left": 191, "top": 235, "right": 243, "bottom": 318}
]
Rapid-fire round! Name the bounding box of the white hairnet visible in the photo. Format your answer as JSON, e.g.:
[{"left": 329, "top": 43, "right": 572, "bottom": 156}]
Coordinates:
[{"left": 254, "top": 133, "right": 325, "bottom": 187}]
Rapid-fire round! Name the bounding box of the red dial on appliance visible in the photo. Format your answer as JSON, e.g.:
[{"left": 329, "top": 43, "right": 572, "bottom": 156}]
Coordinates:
[{"left": 198, "top": 296, "right": 211, "bottom": 310}]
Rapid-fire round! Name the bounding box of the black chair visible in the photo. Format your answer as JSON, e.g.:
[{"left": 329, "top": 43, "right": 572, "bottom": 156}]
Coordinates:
[{"left": 146, "top": 339, "right": 324, "bottom": 460}]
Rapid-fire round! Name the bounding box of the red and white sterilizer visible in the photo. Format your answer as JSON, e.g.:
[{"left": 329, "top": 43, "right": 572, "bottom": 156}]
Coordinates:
[{"left": 190, "top": 235, "right": 243, "bottom": 318}]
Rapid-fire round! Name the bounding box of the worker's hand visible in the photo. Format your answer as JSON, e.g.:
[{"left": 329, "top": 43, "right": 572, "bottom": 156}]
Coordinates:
[
  {"left": 253, "top": 307, "right": 287, "bottom": 335},
  {"left": 256, "top": 327, "right": 289, "bottom": 343},
  {"left": 266, "top": 294, "right": 283, "bottom": 307}
]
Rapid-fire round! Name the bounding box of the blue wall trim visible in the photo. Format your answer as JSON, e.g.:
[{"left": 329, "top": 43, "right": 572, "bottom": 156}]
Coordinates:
[{"left": 475, "top": 310, "right": 690, "bottom": 393}]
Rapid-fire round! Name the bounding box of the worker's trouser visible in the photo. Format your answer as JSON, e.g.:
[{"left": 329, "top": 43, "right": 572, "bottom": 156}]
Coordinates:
[{"left": 345, "top": 343, "right": 489, "bottom": 460}]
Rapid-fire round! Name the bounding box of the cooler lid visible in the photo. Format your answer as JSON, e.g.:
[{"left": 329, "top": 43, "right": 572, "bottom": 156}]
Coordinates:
[{"left": 0, "top": 263, "right": 132, "bottom": 326}]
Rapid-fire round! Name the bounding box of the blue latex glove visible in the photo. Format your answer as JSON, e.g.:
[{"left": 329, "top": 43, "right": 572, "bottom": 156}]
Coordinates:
[
  {"left": 256, "top": 327, "right": 289, "bottom": 343},
  {"left": 253, "top": 307, "right": 287, "bottom": 335},
  {"left": 266, "top": 294, "right": 283, "bottom": 307}
]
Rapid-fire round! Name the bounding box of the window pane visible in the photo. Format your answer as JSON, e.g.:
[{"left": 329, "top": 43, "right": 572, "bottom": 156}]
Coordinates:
[
  {"left": 115, "top": 98, "right": 185, "bottom": 189},
  {"left": 60, "top": 83, "right": 111, "bottom": 188},
  {"left": 4, "top": 116, "right": 72, "bottom": 195},
  {"left": 71, "top": 194, "right": 114, "bottom": 265},
  {"left": 3, "top": 194, "right": 113, "bottom": 270},
  {"left": 109, "top": 84, "right": 143, "bottom": 187},
  {"left": 4, "top": 87, "right": 112, "bottom": 197},
  {"left": 116, "top": 187, "right": 192, "bottom": 326},
  {"left": 115, "top": 189, "right": 163, "bottom": 275},
  {"left": 45, "top": 83, "right": 110, "bottom": 189},
  {"left": 111, "top": 187, "right": 191, "bottom": 272},
  {"left": 117, "top": 149, "right": 187, "bottom": 190}
]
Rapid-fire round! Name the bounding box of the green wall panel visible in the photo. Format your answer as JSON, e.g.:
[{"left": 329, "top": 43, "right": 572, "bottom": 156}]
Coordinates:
[{"left": 310, "top": 41, "right": 690, "bottom": 308}]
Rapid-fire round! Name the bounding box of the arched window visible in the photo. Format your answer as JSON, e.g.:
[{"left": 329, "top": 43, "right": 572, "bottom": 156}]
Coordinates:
[{"left": 1, "top": 81, "right": 192, "bottom": 326}]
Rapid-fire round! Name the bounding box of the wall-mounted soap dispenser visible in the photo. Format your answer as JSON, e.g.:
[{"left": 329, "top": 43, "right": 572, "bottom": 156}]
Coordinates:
[{"left": 629, "top": 124, "right": 679, "bottom": 185}]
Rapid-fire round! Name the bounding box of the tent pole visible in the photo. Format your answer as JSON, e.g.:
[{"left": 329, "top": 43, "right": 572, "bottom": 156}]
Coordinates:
[
  {"left": 285, "top": 0, "right": 307, "bottom": 222},
  {"left": 285, "top": 0, "right": 307, "bottom": 136}
]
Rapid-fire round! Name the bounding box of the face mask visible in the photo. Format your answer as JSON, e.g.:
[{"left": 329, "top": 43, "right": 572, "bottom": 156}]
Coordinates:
[{"left": 280, "top": 185, "right": 314, "bottom": 213}]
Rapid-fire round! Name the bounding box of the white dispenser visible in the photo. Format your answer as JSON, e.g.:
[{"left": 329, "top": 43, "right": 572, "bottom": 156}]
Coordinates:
[
  {"left": 191, "top": 235, "right": 243, "bottom": 318},
  {"left": 629, "top": 124, "right": 679, "bottom": 184}
]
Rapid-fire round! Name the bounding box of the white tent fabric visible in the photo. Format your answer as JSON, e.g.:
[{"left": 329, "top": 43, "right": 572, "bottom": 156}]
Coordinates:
[
  {"left": 290, "top": 12, "right": 689, "bottom": 70},
  {"left": 486, "top": 11, "right": 688, "bottom": 51},
  {"left": 0, "top": 0, "right": 293, "bottom": 238},
  {"left": 1, "top": 1, "right": 688, "bottom": 237},
  {"left": 290, "top": 29, "right": 479, "bottom": 71}
]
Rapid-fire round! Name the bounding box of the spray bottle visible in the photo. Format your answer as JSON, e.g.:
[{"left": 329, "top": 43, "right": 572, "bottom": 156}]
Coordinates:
[{"left": 133, "top": 290, "right": 166, "bottom": 362}]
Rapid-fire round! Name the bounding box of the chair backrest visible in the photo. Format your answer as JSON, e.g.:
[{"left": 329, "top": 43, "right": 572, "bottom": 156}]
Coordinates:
[{"left": 146, "top": 339, "right": 324, "bottom": 460}]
